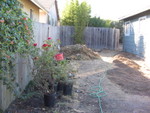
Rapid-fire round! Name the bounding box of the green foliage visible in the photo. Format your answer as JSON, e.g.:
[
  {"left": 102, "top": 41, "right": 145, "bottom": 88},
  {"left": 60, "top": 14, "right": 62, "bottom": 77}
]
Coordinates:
[
  {"left": 0, "top": 0, "right": 36, "bottom": 95},
  {"left": 18, "top": 80, "right": 39, "bottom": 100},
  {"left": 61, "top": 0, "right": 91, "bottom": 44},
  {"left": 61, "top": 0, "right": 78, "bottom": 26},
  {"left": 89, "top": 16, "right": 123, "bottom": 28},
  {"left": 88, "top": 17, "right": 104, "bottom": 27},
  {"left": 33, "top": 38, "right": 69, "bottom": 94},
  {"left": 89, "top": 17, "right": 112, "bottom": 27},
  {"left": 19, "top": 91, "right": 38, "bottom": 100}
]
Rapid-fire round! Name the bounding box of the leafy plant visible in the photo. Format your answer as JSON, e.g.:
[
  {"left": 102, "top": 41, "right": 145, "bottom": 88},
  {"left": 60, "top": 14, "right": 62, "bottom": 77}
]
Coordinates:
[
  {"left": 32, "top": 38, "right": 69, "bottom": 94},
  {"left": 61, "top": 0, "right": 91, "bottom": 44},
  {"left": 0, "top": 0, "right": 37, "bottom": 95}
]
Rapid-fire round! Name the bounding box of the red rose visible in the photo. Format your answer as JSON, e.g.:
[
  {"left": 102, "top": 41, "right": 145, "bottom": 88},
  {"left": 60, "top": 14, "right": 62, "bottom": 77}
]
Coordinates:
[
  {"left": 48, "top": 37, "right": 52, "bottom": 40},
  {"left": 23, "top": 18, "right": 27, "bottom": 20},
  {"left": 33, "top": 43, "right": 37, "bottom": 46},
  {"left": 6, "top": 55, "right": 11, "bottom": 59},
  {"left": 33, "top": 57, "right": 39, "bottom": 60},
  {"left": 54, "top": 53, "right": 64, "bottom": 61},
  {"left": 48, "top": 44, "right": 51, "bottom": 47},
  {"left": 0, "top": 20, "right": 5, "bottom": 23},
  {"left": 10, "top": 41, "right": 14, "bottom": 45},
  {"left": 42, "top": 44, "right": 48, "bottom": 47}
]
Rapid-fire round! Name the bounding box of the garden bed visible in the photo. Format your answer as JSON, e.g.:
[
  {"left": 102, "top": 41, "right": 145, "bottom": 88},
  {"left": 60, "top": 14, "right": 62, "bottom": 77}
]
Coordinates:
[{"left": 6, "top": 49, "right": 150, "bottom": 113}]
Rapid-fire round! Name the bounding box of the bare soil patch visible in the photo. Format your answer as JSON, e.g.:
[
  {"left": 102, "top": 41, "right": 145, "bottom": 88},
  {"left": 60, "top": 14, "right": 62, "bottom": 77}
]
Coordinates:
[
  {"left": 107, "top": 52, "right": 150, "bottom": 96},
  {"left": 60, "top": 44, "right": 101, "bottom": 60}
]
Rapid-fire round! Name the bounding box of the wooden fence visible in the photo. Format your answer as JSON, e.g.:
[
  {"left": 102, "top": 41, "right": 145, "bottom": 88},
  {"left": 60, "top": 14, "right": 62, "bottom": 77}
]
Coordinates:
[
  {"left": 33, "top": 23, "right": 120, "bottom": 50},
  {"left": 0, "top": 22, "right": 120, "bottom": 111},
  {"left": 0, "top": 55, "right": 33, "bottom": 111},
  {"left": 84, "top": 27, "right": 120, "bottom": 50}
]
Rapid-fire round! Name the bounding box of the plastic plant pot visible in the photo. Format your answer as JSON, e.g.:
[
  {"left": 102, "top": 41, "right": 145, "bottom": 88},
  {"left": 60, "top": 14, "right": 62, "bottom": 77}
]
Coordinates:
[
  {"left": 56, "top": 82, "right": 64, "bottom": 99},
  {"left": 57, "top": 82, "right": 64, "bottom": 92},
  {"left": 44, "top": 93, "right": 56, "bottom": 107},
  {"left": 63, "top": 83, "right": 73, "bottom": 95}
]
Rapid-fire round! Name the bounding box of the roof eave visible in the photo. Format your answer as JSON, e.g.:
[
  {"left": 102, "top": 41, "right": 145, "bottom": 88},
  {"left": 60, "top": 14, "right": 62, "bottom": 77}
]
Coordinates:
[
  {"left": 30, "top": 0, "right": 49, "bottom": 13},
  {"left": 119, "top": 7, "right": 150, "bottom": 20}
]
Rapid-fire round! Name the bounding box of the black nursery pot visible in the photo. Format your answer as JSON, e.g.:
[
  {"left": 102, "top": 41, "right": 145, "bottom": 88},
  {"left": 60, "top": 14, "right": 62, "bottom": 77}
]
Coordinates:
[
  {"left": 63, "top": 83, "right": 73, "bottom": 95},
  {"left": 57, "top": 82, "right": 64, "bottom": 92},
  {"left": 44, "top": 93, "right": 56, "bottom": 107},
  {"left": 54, "top": 83, "right": 58, "bottom": 92}
]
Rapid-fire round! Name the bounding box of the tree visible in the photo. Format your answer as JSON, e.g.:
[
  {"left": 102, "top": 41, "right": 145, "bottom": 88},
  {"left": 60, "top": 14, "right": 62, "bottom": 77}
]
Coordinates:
[
  {"left": 88, "top": 17, "right": 113, "bottom": 28},
  {"left": 61, "top": 0, "right": 91, "bottom": 44},
  {"left": 88, "top": 17, "right": 105, "bottom": 27}
]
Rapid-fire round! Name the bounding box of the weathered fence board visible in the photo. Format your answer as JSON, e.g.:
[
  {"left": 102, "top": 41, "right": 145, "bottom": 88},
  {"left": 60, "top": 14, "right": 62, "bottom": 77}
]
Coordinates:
[{"left": 0, "top": 55, "right": 33, "bottom": 111}]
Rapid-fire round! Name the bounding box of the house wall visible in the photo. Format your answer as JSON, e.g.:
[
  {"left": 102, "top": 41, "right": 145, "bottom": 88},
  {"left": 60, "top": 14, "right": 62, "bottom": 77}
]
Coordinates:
[
  {"left": 39, "top": 9, "right": 48, "bottom": 23},
  {"left": 18, "top": 0, "right": 40, "bottom": 22},
  {"left": 123, "top": 12, "right": 150, "bottom": 65},
  {"left": 49, "top": 2, "right": 58, "bottom": 26}
]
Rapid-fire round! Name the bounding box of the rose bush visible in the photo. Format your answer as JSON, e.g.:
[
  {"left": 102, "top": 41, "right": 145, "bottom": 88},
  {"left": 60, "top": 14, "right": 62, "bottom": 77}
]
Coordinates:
[{"left": 32, "top": 38, "right": 69, "bottom": 94}]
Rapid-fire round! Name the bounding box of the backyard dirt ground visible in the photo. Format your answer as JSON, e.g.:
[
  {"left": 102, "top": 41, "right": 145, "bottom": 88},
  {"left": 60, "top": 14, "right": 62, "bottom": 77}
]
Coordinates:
[{"left": 6, "top": 48, "right": 150, "bottom": 113}]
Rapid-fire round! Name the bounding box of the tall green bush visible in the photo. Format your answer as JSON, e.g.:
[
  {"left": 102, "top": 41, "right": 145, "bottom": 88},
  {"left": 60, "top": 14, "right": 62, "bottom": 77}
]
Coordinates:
[{"left": 61, "top": 0, "right": 91, "bottom": 44}]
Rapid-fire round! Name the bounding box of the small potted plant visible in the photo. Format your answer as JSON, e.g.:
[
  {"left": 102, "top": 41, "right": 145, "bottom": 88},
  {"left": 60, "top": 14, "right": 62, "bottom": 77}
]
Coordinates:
[
  {"left": 32, "top": 37, "right": 60, "bottom": 107},
  {"left": 43, "top": 87, "right": 56, "bottom": 107}
]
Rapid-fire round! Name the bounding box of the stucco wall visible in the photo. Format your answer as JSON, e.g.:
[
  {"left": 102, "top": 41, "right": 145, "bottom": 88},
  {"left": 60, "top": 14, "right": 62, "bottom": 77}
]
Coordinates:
[
  {"left": 39, "top": 9, "right": 48, "bottom": 23},
  {"left": 123, "top": 13, "right": 150, "bottom": 65},
  {"left": 18, "top": 0, "right": 40, "bottom": 22}
]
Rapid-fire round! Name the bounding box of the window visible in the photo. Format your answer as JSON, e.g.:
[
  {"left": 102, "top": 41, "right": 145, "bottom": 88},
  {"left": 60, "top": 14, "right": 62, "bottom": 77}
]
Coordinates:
[
  {"left": 124, "top": 21, "right": 131, "bottom": 36},
  {"left": 139, "top": 16, "right": 146, "bottom": 35},
  {"left": 30, "top": 9, "right": 33, "bottom": 20}
]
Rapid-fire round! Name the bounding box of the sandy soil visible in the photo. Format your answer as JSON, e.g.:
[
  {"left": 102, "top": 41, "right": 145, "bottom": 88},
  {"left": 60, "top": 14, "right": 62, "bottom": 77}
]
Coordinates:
[{"left": 6, "top": 49, "right": 150, "bottom": 113}]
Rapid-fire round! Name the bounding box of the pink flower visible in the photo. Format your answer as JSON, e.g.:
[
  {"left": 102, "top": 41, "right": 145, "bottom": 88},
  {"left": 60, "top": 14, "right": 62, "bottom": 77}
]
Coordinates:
[
  {"left": 6, "top": 55, "right": 11, "bottom": 59},
  {"left": 42, "top": 44, "right": 49, "bottom": 47},
  {"left": 23, "top": 18, "right": 27, "bottom": 20},
  {"left": 48, "top": 37, "right": 52, "bottom": 40},
  {"left": 33, "top": 43, "right": 37, "bottom": 46},
  {"left": 0, "top": 20, "right": 5, "bottom": 23},
  {"left": 10, "top": 41, "right": 14, "bottom": 45}
]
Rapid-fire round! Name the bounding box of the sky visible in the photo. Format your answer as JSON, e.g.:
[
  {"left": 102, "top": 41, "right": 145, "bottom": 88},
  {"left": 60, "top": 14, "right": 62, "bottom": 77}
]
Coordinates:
[{"left": 57, "top": 0, "right": 150, "bottom": 20}]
